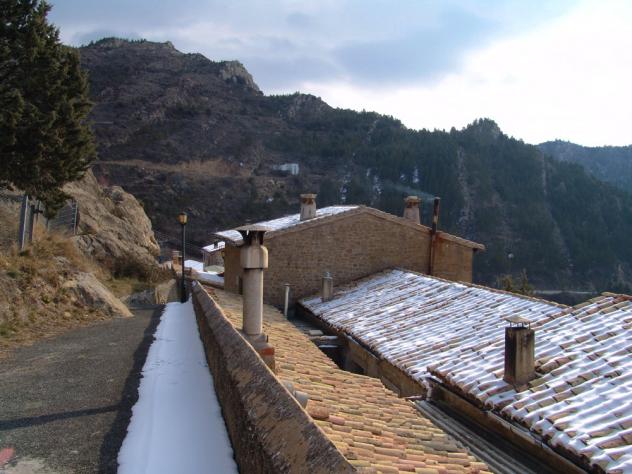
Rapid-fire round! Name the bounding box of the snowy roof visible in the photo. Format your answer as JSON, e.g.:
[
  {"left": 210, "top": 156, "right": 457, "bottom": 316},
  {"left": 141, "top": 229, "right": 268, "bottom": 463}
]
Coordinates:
[
  {"left": 215, "top": 206, "right": 358, "bottom": 245},
  {"left": 215, "top": 205, "right": 484, "bottom": 249},
  {"left": 430, "top": 293, "right": 632, "bottom": 474},
  {"left": 202, "top": 241, "right": 225, "bottom": 253},
  {"left": 300, "top": 270, "right": 632, "bottom": 473},
  {"left": 300, "top": 269, "right": 561, "bottom": 385}
]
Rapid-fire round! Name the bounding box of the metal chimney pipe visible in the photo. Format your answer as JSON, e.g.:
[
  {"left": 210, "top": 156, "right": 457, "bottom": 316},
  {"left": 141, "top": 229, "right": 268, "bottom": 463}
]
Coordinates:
[
  {"left": 283, "top": 283, "right": 290, "bottom": 318},
  {"left": 503, "top": 316, "right": 535, "bottom": 386},
  {"left": 300, "top": 193, "right": 317, "bottom": 221},
  {"left": 403, "top": 196, "right": 421, "bottom": 224},
  {"left": 321, "top": 272, "right": 333, "bottom": 302},
  {"left": 428, "top": 197, "right": 441, "bottom": 275},
  {"left": 237, "top": 225, "right": 269, "bottom": 337},
  {"left": 431, "top": 197, "right": 440, "bottom": 234}
]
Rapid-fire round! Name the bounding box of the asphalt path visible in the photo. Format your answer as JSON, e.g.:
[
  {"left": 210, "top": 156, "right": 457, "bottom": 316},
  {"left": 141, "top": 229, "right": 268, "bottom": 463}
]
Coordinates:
[{"left": 0, "top": 306, "right": 163, "bottom": 473}]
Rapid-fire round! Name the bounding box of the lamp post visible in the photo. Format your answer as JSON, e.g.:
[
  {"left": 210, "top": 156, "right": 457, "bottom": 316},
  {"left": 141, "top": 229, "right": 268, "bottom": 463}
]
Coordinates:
[{"left": 178, "top": 212, "right": 188, "bottom": 302}]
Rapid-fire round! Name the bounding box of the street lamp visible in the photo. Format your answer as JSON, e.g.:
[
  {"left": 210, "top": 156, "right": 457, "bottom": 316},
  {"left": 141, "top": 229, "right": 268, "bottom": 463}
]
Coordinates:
[{"left": 178, "top": 212, "right": 188, "bottom": 302}]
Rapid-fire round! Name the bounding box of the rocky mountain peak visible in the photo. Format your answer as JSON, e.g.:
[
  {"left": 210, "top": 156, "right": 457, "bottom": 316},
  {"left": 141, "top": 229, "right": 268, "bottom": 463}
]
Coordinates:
[
  {"left": 465, "top": 118, "right": 503, "bottom": 140},
  {"left": 219, "top": 60, "right": 261, "bottom": 93}
]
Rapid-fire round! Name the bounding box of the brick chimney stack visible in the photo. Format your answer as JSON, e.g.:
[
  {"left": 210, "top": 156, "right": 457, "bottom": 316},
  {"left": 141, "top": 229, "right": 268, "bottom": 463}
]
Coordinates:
[
  {"left": 403, "top": 196, "right": 421, "bottom": 224},
  {"left": 300, "top": 194, "right": 317, "bottom": 221},
  {"left": 503, "top": 316, "right": 535, "bottom": 387},
  {"left": 237, "top": 225, "right": 269, "bottom": 337}
]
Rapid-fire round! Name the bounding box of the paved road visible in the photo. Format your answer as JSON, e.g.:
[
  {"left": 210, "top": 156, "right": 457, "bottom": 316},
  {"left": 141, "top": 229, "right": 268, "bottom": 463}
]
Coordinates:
[{"left": 0, "top": 306, "right": 163, "bottom": 473}]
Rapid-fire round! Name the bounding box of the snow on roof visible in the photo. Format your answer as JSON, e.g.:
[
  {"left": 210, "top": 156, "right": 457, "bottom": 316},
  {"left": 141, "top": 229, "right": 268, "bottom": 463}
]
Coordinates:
[
  {"left": 430, "top": 294, "right": 632, "bottom": 473},
  {"left": 300, "top": 270, "right": 632, "bottom": 473},
  {"left": 215, "top": 205, "right": 358, "bottom": 244},
  {"left": 202, "top": 241, "right": 225, "bottom": 253},
  {"left": 300, "top": 269, "right": 561, "bottom": 385}
]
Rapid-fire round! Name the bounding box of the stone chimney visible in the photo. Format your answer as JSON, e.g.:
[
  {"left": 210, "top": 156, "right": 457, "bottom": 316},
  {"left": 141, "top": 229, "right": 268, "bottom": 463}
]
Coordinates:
[
  {"left": 237, "top": 225, "right": 269, "bottom": 337},
  {"left": 321, "top": 272, "right": 333, "bottom": 302},
  {"left": 503, "top": 316, "right": 535, "bottom": 387},
  {"left": 300, "top": 193, "right": 317, "bottom": 221},
  {"left": 403, "top": 196, "right": 421, "bottom": 224}
]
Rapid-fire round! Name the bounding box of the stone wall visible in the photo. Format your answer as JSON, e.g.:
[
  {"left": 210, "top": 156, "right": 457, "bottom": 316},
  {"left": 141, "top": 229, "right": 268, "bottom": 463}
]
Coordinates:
[
  {"left": 224, "top": 210, "right": 477, "bottom": 308},
  {"left": 432, "top": 237, "right": 474, "bottom": 283},
  {"left": 202, "top": 250, "right": 224, "bottom": 267},
  {"left": 264, "top": 212, "right": 434, "bottom": 307},
  {"left": 223, "top": 245, "right": 241, "bottom": 294},
  {"left": 190, "top": 283, "right": 354, "bottom": 474}
]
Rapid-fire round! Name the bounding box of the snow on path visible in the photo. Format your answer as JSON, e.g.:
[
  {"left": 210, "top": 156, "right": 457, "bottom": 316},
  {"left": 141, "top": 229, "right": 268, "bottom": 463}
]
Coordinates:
[{"left": 117, "top": 299, "right": 238, "bottom": 474}]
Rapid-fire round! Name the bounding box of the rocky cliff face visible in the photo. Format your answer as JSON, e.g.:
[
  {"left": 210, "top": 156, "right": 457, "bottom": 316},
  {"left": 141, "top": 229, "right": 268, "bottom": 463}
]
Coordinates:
[{"left": 64, "top": 169, "right": 160, "bottom": 276}]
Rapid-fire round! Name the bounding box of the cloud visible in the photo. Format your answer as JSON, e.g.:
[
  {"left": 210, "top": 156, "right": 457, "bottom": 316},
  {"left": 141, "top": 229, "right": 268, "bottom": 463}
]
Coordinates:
[
  {"left": 333, "top": 8, "right": 495, "bottom": 85},
  {"left": 303, "top": 0, "right": 632, "bottom": 146},
  {"left": 49, "top": 0, "right": 573, "bottom": 91}
]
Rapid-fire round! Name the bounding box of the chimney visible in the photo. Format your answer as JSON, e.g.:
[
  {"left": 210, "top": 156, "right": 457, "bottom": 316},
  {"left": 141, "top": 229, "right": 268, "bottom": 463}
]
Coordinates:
[
  {"left": 403, "top": 196, "right": 421, "bottom": 224},
  {"left": 300, "top": 193, "right": 317, "bottom": 221},
  {"left": 503, "top": 316, "right": 535, "bottom": 387},
  {"left": 237, "top": 225, "right": 269, "bottom": 337},
  {"left": 321, "top": 272, "right": 333, "bottom": 302}
]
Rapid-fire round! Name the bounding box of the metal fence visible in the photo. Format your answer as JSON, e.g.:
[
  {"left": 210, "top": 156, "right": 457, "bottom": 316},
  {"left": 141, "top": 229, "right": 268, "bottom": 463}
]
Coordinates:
[
  {"left": 48, "top": 200, "right": 79, "bottom": 234},
  {"left": 0, "top": 191, "right": 80, "bottom": 251}
]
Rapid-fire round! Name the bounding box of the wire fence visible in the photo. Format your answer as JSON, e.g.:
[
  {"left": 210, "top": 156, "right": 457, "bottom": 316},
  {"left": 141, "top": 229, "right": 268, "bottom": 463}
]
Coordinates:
[
  {"left": 1, "top": 190, "right": 80, "bottom": 251},
  {"left": 47, "top": 200, "right": 78, "bottom": 234}
]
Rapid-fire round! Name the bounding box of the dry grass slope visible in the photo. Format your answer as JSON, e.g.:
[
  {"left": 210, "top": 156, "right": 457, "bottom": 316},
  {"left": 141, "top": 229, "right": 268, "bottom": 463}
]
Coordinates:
[{"left": 0, "top": 235, "right": 130, "bottom": 356}]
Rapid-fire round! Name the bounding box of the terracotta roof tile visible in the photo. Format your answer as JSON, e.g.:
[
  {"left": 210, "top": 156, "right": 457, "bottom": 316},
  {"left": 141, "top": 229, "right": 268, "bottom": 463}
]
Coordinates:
[{"left": 207, "top": 287, "right": 491, "bottom": 473}]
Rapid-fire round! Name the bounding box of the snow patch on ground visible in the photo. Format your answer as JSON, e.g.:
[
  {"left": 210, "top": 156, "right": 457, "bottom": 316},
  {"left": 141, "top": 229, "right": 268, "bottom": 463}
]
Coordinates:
[
  {"left": 184, "top": 259, "right": 204, "bottom": 272},
  {"left": 117, "top": 299, "right": 238, "bottom": 474}
]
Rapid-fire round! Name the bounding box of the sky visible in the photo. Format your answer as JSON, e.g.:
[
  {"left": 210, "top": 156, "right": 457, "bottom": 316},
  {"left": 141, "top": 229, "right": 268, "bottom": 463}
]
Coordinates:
[{"left": 49, "top": 0, "right": 632, "bottom": 147}]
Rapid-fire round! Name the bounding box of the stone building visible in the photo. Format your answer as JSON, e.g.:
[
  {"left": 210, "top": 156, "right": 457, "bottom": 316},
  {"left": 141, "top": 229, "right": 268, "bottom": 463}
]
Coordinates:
[
  {"left": 213, "top": 194, "right": 484, "bottom": 307},
  {"left": 201, "top": 241, "right": 225, "bottom": 268}
]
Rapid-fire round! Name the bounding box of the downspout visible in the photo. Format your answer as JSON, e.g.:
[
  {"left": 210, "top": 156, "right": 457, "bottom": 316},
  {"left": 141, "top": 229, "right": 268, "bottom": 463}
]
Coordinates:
[{"left": 428, "top": 197, "right": 440, "bottom": 276}]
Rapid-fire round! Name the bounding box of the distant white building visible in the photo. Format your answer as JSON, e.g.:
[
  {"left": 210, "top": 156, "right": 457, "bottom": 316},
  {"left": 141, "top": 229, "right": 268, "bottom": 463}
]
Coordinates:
[{"left": 272, "top": 163, "right": 299, "bottom": 175}]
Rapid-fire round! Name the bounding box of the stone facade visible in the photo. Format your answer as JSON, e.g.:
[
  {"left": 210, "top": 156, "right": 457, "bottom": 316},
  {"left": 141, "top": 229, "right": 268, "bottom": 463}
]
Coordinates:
[
  {"left": 202, "top": 249, "right": 224, "bottom": 267},
  {"left": 224, "top": 208, "right": 482, "bottom": 308},
  {"left": 432, "top": 236, "right": 474, "bottom": 283}
]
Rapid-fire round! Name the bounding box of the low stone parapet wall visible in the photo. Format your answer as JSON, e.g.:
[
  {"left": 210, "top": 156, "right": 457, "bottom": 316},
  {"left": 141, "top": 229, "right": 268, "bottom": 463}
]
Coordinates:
[{"left": 190, "top": 282, "right": 354, "bottom": 474}]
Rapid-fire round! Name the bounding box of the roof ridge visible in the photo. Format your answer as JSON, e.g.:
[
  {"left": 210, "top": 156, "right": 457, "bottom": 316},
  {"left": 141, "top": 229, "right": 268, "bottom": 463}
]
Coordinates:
[
  {"left": 391, "top": 267, "right": 567, "bottom": 308},
  {"left": 214, "top": 204, "right": 485, "bottom": 250}
]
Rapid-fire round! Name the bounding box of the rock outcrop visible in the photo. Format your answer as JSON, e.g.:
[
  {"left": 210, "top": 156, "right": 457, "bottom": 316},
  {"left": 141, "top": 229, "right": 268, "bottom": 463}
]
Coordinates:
[
  {"left": 64, "top": 170, "right": 159, "bottom": 277},
  {"left": 62, "top": 272, "right": 132, "bottom": 318},
  {"left": 219, "top": 60, "right": 261, "bottom": 93}
]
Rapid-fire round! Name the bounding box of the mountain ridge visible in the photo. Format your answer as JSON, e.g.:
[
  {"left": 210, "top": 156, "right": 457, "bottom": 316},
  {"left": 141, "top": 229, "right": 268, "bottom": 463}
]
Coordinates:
[
  {"left": 539, "top": 140, "right": 632, "bottom": 193},
  {"left": 79, "top": 38, "right": 632, "bottom": 293}
]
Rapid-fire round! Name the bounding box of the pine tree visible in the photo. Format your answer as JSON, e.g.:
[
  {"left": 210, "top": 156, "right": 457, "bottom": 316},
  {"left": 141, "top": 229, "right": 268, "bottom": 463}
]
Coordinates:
[{"left": 0, "top": 0, "right": 96, "bottom": 215}]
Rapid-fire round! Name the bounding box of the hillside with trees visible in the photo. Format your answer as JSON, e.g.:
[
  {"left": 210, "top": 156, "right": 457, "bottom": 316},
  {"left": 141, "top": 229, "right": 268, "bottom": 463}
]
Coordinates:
[
  {"left": 79, "top": 38, "right": 632, "bottom": 293},
  {"left": 539, "top": 140, "right": 632, "bottom": 193}
]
